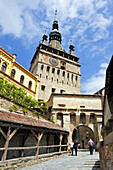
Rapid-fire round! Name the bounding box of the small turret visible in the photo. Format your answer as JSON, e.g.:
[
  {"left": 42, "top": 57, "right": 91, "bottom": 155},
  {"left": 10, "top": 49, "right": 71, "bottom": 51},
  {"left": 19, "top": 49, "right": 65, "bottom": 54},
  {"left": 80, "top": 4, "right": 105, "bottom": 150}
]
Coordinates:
[
  {"left": 42, "top": 29, "right": 48, "bottom": 45},
  {"left": 69, "top": 40, "right": 76, "bottom": 56}
]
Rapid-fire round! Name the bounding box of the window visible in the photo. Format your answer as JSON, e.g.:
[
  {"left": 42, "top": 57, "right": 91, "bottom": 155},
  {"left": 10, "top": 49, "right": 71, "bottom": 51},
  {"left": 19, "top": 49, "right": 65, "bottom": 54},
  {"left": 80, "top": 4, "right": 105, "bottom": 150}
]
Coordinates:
[
  {"left": 60, "top": 90, "right": 65, "bottom": 94},
  {"left": 11, "top": 69, "right": 15, "bottom": 79},
  {"left": 41, "top": 85, "right": 45, "bottom": 91},
  {"left": 80, "top": 113, "right": 86, "bottom": 124},
  {"left": 76, "top": 76, "right": 78, "bottom": 81},
  {"left": 52, "top": 68, "right": 55, "bottom": 74},
  {"left": 90, "top": 113, "right": 95, "bottom": 123},
  {"left": 60, "top": 61, "right": 66, "bottom": 70},
  {"left": 28, "top": 81, "right": 32, "bottom": 89},
  {"left": 71, "top": 74, "right": 73, "bottom": 80},
  {"left": 57, "top": 70, "right": 60, "bottom": 75},
  {"left": 62, "top": 81, "right": 64, "bottom": 84},
  {"left": 47, "top": 66, "right": 50, "bottom": 72},
  {"left": 20, "top": 75, "right": 24, "bottom": 84},
  {"left": 70, "top": 113, "right": 76, "bottom": 125},
  {"left": 51, "top": 77, "right": 53, "bottom": 81},
  {"left": 46, "top": 75, "right": 48, "bottom": 80},
  {"left": 41, "top": 65, "right": 44, "bottom": 70},
  {"left": 40, "top": 74, "right": 42, "bottom": 78},
  {"left": 62, "top": 71, "right": 65, "bottom": 77},
  {"left": 52, "top": 88, "right": 56, "bottom": 93},
  {"left": 1, "top": 63, "right": 7, "bottom": 73},
  {"left": 57, "top": 79, "right": 58, "bottom": 83},
  {"left": 67, "top": 73, "right": 69, "bottom": 78}
]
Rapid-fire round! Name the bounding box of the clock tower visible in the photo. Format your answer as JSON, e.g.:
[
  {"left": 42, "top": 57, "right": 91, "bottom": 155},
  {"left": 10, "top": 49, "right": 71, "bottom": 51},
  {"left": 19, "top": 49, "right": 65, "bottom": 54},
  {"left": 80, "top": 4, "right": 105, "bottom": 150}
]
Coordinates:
[{"left": 29, "top": 10, "right": 81, "bottom": 101}]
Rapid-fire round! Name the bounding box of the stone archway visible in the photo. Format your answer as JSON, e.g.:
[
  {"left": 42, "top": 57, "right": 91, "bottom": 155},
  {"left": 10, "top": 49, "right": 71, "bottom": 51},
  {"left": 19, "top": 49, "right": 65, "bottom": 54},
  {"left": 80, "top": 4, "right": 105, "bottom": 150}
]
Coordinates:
[{"left": 72, "top": 125, "right": 94, "bottom": 149}]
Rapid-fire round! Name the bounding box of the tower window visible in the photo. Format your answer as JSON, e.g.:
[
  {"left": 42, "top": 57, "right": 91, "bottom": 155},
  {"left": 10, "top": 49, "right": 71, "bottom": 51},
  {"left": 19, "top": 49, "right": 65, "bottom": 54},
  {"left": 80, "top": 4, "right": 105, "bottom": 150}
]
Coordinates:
[
  {"left": 60, "top": 61, "right": 66, "bottom": 70},
  {"left": 46, "top": 75, "right": 48, "bottom": 80},
  {"left": 60, "top": 90, "right": 65, "bottom": 94},
  {"left": 67, "top": 73, "right": 69, "bottom": 78},
  {"left": 62, "top": 71, "right": 65, "bottom": 77},
  {"left": 47, "top": 66, "right": 50, "bottom": 72},
  {"left": 1, "top": 63, "right": 7, "bottom": 73},
  {"left": 40, "top": 74, "right": 42, "bottom": 78},
  {"left": 28, "top": 81, "right": 32, "bottom": 89},
  {"left": 11, "top": 69, "right": 15, "bottom": 79},
  {"left": 51, "top": 77, "right": 53, "bottom": 81},
  {"left": 41, "top": 85, "right": 45, "bottom": 91},
  {"left": 57, "top": 79, "right": 58, "bottom": 83},
  {"left": 52, "top": 68, "right": 55, "bottom": 74},
  {"left": 41, "top": 65, "right": 44, "bottom": 70},
  {"left": 76, "top": 76, "right": 78, "bottom": 81},
  {"left": 57, "top": 70, "right": 60, "bottom": 75},
  {"left": 52, "top": 88, "right": 56, "bottom": 93},
  {"left": 20, "top": 75, "right": 24, "bottom": 84}
]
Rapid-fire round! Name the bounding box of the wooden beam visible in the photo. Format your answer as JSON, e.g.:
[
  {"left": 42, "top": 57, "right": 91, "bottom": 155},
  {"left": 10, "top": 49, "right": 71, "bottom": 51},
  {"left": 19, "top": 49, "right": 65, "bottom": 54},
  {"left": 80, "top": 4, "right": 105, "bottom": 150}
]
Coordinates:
[
  {"left": 0, "top": 145, "right": 68, "bottom": 151},
  {"left": 2, "top": 126, "right": 11, "bottom": 161},
  {"left": 35, "top": 132, "right": 43, "bottom": 157},
  {"left": 9, "top": 127, "right": 19, "bottom": 140},
  {"left": 0, "top": 127, "right": 6, "bottom": 139},
  {"left": 31, "top": 130, "right": 38, "bottom": 140},
  {"left": 59, "top": 133, "right": 63, "bottom": 152}
]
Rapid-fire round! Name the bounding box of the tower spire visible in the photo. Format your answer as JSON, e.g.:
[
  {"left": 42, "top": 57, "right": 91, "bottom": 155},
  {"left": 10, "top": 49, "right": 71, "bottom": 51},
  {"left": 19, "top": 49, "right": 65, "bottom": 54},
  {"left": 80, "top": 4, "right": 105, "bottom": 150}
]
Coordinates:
[{"left": 55, "top": 9, "right": 57, "bottom": 20}]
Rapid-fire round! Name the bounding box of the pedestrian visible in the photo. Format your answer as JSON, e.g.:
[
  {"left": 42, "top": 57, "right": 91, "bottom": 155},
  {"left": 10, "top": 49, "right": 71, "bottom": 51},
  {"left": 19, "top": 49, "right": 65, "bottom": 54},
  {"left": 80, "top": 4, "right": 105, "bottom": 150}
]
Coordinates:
[
  {"left": 73, "top": 140, "right": 80, "bottom": 156},
  {"left": 70, "top": 140, "right": 74, "bottom": 155},
  {"left": 88, "top": 139, "right": 94, "bottom": 155}
]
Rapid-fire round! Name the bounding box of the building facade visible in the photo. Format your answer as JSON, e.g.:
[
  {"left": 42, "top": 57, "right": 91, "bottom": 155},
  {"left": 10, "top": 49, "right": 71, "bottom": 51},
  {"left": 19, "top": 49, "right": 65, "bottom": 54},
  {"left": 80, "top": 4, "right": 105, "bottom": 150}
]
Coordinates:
[
  {"left": 0, "top": 46, "right": 39, "bottom": 100},
  {"left": 29, "top": 12, "right": 81, "bottom": 101},
  {"left": 48, "top": 93, "right": 103, "bottom": 148},
  {"left": 97, "top": 55, "right": 113, "bottom": 170}
]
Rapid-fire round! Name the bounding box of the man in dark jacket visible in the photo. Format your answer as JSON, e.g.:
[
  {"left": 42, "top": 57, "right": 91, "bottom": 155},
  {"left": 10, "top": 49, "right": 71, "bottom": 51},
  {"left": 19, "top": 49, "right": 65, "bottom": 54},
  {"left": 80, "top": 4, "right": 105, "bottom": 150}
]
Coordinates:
[{"left": 73, "top": 140, "right": 80, "bottom": 156}]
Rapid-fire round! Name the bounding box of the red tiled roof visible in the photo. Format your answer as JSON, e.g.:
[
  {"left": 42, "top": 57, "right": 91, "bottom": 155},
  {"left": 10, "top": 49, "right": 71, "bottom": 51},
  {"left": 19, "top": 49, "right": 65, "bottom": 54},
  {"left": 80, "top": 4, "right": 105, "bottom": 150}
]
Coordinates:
[{"left": 0, "top": 110, "right": 68, "bottom": 133}]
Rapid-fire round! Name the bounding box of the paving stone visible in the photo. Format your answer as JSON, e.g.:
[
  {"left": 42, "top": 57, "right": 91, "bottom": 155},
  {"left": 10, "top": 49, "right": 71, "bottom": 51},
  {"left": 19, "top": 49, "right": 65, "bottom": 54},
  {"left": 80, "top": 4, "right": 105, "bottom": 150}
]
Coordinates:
[{"left": 18, "top": 150, "right": 100, "bottom": 170}]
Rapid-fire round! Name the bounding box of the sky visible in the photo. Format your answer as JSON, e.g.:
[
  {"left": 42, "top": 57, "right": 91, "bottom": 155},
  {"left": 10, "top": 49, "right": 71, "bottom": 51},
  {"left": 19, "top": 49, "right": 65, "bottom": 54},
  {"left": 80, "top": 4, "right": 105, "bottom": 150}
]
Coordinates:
[{"left": 0, "top": 0, "right": 113, "bottom": 94}]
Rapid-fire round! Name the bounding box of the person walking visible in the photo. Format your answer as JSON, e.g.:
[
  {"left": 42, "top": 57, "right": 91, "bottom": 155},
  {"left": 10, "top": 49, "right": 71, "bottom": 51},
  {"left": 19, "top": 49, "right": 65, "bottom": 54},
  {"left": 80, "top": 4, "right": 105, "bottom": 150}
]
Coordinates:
[
  {"left": 73, "top": 140, "right": 80, "bottom": 156},
  {"left": 70, "top": 140, "right": 74, "bottom": 155},
  {"left": 88, "top": 139, "right": 94, "bottom": 155}
]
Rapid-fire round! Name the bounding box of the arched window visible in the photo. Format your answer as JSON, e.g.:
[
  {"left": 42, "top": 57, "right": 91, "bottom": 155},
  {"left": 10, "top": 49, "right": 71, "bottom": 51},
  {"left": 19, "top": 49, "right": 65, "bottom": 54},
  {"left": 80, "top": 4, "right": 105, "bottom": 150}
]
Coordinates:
[
  {"left": 70, "top": 113, "right": 76, "bottom": 125},
  {"left": 90, "top": 113, "right": 95, "bottom": 124},
  {"left": 41, "top": 65, "right": 44, "bottom": 70},
  {"left": 47, "top": 66, "right": 50, "bottom": 72},
  {"left": 1, "top": 63, "right": 7, "bottom": 73},
  {"left": 62, "top": 71, "right": 65, "bottom": 77},
  {"left": 80, "top": 113, "right": 86, "bottom": 124},
  {"left": 10, "top": 69, "right": 15, "bottom": 79},
  {"left": 28, "top": 81, "right": 32, "bottom": 89},
  {"left": 20, "top": 75, "right": 24, "bottom": 84}
]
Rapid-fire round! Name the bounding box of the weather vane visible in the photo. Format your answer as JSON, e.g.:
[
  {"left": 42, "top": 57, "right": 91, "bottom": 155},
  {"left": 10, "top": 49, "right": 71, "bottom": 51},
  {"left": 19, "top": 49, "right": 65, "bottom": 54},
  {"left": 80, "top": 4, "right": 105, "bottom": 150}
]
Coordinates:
[{"left": 70, "top": 40, "right": 73, "bottom": 45}]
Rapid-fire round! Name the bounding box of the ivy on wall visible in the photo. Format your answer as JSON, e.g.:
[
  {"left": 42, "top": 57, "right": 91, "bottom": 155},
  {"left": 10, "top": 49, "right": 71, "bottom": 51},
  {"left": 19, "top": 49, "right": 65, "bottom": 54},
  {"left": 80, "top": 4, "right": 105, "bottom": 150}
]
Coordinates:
[{"left": 0, "top": 77, "right": 49, "bottom": 118}]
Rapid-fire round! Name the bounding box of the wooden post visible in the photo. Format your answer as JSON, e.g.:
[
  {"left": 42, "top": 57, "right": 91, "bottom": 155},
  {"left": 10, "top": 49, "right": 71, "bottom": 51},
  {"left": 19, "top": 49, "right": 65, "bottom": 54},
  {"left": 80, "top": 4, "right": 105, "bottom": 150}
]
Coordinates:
[
  {"left": 1, "top": 127, "right": 19, "bottom": 161},
  {"left": 36, "top": 132, "right": 43, "bottom": 157},
  {"left": 2, "top": 127, "right": 11, "bottom": 161},
  {"left": 59, "top": 133, "right": 63, "bottom": 152},
  {"left": 31, "top": 130, "right": 43, "bottom": 158}
]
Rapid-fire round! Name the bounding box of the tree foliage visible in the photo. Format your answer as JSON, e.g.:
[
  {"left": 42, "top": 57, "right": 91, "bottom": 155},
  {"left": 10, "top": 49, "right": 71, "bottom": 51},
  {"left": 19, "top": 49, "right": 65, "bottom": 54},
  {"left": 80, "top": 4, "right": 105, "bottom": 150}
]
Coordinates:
[{"left": 0, "top": 77, "right": 49, "bottom": 117}]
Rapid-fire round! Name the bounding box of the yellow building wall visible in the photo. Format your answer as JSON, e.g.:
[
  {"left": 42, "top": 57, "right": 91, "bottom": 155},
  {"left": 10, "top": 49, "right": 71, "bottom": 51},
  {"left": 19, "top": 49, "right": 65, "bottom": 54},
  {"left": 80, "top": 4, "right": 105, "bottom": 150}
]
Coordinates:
[{"left": 0, "top": 46, "right": 39, "bottom": 100}]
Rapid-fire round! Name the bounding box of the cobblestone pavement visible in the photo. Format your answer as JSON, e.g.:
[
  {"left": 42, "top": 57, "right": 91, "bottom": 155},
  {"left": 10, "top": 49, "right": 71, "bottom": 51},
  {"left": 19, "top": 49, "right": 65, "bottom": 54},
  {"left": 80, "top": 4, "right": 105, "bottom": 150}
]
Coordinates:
[{"left": 19, "top": 150, "right": 100, "bottom": 170}]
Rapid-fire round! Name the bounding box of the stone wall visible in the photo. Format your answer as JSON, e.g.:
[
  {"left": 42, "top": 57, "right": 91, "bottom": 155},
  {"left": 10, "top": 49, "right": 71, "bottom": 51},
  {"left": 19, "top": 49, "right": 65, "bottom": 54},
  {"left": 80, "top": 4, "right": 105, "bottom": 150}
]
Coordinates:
[{"left": 98, "top": 132, "right": 113, "bottom": 170}]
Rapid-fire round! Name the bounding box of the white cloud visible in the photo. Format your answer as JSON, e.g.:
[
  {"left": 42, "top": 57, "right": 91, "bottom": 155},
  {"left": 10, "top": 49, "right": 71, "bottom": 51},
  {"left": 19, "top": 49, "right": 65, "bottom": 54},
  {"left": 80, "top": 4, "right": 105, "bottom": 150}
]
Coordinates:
[
  {"left": 81, "top": 62, "right": 108, "bottom": 94},
  {"left": 0, "top": 0, "right": 112, "bottom": 47}
]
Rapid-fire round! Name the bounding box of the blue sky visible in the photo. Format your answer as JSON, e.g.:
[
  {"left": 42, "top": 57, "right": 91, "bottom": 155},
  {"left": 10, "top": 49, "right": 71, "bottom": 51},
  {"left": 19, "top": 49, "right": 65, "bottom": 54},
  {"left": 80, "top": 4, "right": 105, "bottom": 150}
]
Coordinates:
[{"left": 0, "top": 0, "right": 113, "bottom": 94}]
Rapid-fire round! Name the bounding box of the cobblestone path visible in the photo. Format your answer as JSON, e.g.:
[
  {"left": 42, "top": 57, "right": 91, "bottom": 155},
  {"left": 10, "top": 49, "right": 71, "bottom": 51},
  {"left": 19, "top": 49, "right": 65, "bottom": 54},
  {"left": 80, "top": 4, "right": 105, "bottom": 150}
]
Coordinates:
[{"left": 19, "top": 150, "right": 100, "bottom": 170}]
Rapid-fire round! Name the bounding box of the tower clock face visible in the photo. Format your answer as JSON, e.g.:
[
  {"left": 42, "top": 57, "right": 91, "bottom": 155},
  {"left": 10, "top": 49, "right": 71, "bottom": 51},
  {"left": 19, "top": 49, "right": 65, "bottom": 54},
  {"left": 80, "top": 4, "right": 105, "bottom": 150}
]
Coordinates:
[{"left": 49, "top": 57, "right": 58, "bottom": 66}]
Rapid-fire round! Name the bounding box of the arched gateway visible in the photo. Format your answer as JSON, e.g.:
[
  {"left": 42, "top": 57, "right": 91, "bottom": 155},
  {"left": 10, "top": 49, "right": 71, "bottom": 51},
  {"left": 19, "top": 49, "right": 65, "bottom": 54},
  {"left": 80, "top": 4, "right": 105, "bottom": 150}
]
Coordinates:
[{"left": 72, "top": 125, "right": 94, "bottom": 149}]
